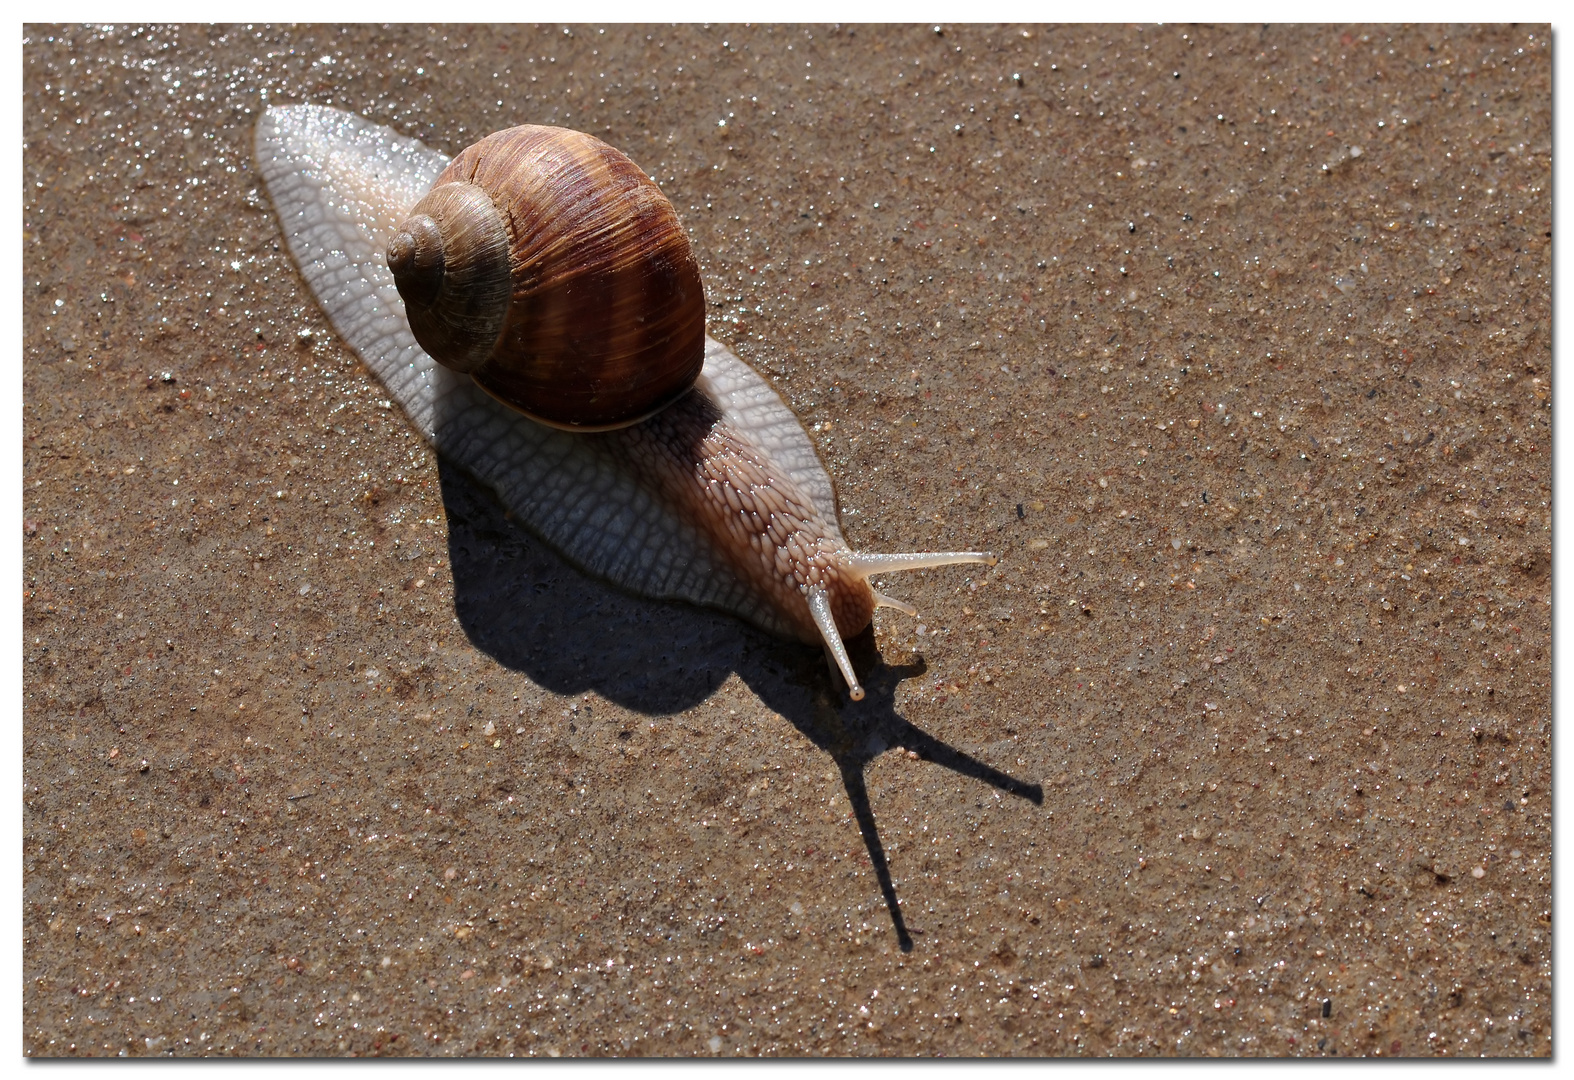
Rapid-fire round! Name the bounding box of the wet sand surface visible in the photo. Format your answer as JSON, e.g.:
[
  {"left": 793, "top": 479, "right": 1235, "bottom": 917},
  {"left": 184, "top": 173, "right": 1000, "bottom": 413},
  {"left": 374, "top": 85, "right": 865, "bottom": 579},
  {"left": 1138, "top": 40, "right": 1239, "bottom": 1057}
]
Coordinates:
[{"left": 22, "top": 24, "right": 1550, "bottom": 1057}]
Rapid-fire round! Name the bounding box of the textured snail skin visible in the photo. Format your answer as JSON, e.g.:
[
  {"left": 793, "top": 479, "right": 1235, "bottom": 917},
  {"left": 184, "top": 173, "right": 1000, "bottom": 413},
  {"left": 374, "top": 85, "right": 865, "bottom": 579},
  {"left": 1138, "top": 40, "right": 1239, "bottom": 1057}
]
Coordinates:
[{"left": 255, "top": 105, "right": 991, "bottom": 699}]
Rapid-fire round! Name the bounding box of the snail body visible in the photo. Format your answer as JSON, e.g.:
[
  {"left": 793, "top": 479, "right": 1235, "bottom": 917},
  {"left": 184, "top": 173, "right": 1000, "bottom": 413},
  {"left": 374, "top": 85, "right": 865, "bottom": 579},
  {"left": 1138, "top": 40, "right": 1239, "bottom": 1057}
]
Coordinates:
[{"left": 256, "top": 105, "right": 991, "bottom": 699}]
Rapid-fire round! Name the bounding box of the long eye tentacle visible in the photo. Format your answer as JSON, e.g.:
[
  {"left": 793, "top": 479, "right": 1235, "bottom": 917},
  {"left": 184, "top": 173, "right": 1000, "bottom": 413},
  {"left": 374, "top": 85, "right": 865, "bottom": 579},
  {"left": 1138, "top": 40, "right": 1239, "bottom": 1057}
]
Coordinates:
[
  {"left": 808, "top": 587, "right": 864, "bottom": 701},
  {"left": 845, "top": 550, "right": 996, "bottom": 578}
]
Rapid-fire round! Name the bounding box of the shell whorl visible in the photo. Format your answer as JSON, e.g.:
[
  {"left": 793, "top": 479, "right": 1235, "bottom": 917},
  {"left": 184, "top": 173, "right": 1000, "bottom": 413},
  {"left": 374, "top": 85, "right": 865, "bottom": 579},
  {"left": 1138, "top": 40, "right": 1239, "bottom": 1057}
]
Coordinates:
[
  {"left": 388, "top": 182, "right": 513, "bottom": 375},
  {"left": 389, "top": 124, "right": 707, "bottom": 431}
]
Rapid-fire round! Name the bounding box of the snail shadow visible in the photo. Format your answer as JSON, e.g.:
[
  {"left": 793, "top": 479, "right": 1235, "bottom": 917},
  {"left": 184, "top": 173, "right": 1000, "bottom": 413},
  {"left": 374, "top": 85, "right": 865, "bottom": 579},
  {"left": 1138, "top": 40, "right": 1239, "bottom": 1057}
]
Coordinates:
[
  {"left": 437, "top": 458, "right": 743, "bottom": 714},
  {"left": 438, "top": 457, "right": 1043, "bottom": 951}
]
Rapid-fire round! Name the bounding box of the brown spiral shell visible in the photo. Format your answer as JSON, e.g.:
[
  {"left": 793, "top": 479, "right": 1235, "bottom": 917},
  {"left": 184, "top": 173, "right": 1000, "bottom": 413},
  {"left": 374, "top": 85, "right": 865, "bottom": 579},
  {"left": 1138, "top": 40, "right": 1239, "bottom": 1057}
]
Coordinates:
[{"left": 386, "top": 125, "right": 706, "bottom": 430}]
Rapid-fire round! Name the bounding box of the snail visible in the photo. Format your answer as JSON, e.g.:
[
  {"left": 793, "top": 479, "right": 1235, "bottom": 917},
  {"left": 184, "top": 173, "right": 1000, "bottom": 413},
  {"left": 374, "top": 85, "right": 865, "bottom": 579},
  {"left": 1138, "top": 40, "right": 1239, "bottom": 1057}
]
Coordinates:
[{"left": 255, "top": 105, "right": 993, "bottom": 701}]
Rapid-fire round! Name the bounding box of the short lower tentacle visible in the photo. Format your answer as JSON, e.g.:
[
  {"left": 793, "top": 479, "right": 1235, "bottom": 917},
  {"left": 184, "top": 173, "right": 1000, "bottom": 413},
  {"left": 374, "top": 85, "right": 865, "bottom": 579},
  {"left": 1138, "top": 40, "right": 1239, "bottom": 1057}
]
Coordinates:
[{"left": 869, "top": 589, "right": 917, "bottom": 617}]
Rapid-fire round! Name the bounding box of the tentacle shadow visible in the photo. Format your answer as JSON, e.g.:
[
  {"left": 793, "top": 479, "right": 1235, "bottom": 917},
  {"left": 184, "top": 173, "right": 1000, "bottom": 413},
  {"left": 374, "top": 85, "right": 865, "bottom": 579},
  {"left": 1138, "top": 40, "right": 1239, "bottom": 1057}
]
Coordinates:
[{"left": 438, "top": 456, "right": 1043, "bottom": 949}]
